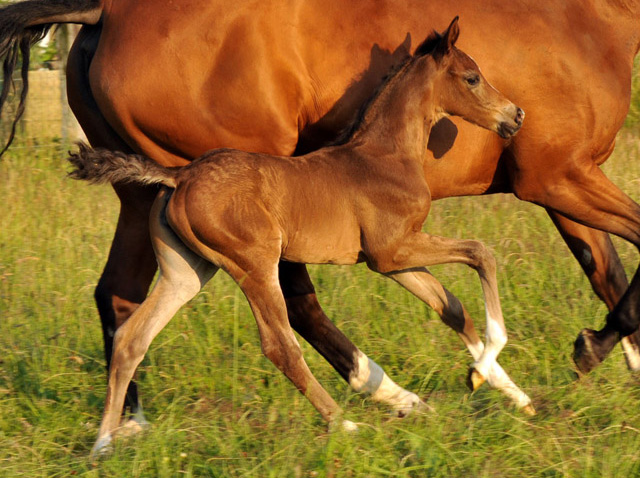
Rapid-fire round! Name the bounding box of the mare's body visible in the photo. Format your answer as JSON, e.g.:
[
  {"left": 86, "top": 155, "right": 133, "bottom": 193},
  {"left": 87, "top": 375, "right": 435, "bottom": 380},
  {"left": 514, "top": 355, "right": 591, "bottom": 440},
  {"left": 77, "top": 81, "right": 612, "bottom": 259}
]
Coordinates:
[
  {"left": 68, "top": 21, "right": 531, "bottom": 453},
  {"left": 1, "top": 0, "right": 639, "bottom": 422}
]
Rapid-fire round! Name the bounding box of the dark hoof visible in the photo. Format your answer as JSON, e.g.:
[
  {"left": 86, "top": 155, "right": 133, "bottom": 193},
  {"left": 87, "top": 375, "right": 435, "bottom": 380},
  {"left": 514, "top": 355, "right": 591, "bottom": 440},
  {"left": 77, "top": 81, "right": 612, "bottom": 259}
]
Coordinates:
[{"left": 573, "top": 329, "right": 604, "bottom": 375}]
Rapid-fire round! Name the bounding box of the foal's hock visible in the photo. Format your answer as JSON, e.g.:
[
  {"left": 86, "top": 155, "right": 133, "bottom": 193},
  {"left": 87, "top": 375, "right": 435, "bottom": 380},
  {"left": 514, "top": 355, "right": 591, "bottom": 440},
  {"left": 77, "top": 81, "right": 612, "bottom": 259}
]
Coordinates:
[{"left": 69, "top": 18, "right": 531, "bottom": 455}]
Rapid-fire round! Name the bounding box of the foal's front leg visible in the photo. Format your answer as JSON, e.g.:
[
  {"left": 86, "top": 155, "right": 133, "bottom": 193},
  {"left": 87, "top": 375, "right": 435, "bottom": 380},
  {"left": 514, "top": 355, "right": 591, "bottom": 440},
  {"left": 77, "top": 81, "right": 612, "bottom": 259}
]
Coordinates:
[
  {"left": 386, "top": 267, "right": 533, "bottom": 412},
  {"left": 370, "top": 233, "right": 516, "bottom": 398}
]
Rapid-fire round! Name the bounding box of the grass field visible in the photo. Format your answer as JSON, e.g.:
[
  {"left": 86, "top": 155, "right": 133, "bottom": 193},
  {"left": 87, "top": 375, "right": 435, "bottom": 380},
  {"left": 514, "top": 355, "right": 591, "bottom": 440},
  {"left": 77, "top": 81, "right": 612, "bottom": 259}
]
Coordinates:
[{"left": 0, "top": 133, "right": 639, "bottom": 477}]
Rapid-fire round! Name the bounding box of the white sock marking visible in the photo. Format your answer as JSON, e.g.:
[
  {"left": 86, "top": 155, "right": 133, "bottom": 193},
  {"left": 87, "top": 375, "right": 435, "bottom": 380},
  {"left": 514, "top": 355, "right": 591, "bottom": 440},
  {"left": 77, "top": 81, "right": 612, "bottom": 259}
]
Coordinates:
[{"left": 349, "top": 351, "right": 422, "bottom": 412}]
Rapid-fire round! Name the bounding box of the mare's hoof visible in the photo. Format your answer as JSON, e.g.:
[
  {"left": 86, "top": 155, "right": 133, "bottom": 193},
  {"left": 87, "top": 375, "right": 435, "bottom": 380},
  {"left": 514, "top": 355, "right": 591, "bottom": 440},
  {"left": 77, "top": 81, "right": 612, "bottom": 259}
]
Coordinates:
[
  {"left": 466, "top": 367, "right": 486, "bottom": 392},
  {"left": 522, "top": 403, "right": 536, "bottom": 416},
  {"left": 573, "top": 329, "right": 604, "bottom": 375}
]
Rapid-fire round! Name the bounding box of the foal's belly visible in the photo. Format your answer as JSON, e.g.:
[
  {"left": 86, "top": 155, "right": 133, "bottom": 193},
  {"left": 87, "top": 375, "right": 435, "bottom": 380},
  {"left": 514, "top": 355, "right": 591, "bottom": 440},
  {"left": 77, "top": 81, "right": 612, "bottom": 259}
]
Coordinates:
[{"left": 280, "top": 214, "right": 362, "bottom": 265}]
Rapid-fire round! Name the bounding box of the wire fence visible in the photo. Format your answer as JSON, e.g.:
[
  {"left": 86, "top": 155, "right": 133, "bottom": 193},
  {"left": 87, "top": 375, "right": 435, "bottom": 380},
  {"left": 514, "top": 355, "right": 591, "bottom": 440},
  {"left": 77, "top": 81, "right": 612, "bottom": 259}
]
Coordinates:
[{"left": 0, "top": 69, "right": 84, "bottom": 154}]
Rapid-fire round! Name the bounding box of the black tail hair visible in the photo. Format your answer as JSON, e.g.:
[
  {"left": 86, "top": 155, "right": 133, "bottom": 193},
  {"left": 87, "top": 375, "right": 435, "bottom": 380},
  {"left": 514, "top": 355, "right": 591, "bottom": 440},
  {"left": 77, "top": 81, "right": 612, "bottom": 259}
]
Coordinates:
[{"left": 0, "top": 0, "right": 102, "bottom": 156}]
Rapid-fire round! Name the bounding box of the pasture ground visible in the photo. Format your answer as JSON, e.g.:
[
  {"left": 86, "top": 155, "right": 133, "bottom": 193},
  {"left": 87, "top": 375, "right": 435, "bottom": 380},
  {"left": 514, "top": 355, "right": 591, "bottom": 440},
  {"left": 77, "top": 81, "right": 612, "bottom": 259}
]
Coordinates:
[{"left": 1, "top": 134, "right": 640, "bottom": 477}]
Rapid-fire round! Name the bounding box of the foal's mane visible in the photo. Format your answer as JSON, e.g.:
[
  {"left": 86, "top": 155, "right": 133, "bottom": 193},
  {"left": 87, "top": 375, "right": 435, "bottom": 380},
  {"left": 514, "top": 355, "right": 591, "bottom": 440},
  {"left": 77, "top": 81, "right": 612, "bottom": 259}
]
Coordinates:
[{"left": 331, "top": 30, "right": 445, "bottom": 146}]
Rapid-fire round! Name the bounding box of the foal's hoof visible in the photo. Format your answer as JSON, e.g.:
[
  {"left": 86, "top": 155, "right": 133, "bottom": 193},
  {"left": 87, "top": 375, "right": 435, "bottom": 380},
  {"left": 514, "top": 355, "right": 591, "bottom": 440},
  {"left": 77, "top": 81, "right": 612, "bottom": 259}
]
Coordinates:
[
  {"left": 119, "top": 413, "right": 150, "bottom": 437},
  {"left": 573, "top": 329, "right": 604, "bottom": 375},
  {"left": 394, "top": 392, "right": 434, "bottom": 417},
  {"left": 522, "top": 403, "right": 536, "bottom": 416},
  {"left": 90, "top": 434, "right": 113, "bottom": 459},
  {"left": 396, "top": 400, "right": 434, "bottom": 418},
  {"left": 329, "top": 419, "right": 359, "bottom": 433},
  {"left": 466, "top": 367, "right": 486, "bottom": 392}
]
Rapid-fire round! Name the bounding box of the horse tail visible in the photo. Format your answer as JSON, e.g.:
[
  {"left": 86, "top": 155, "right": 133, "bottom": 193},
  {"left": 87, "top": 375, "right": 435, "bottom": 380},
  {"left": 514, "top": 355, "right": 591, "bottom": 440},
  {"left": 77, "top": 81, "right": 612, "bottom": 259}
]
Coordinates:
[
  {"left": 68, "top": 143, "right": 179, "bottom": 188},
  {"left": 0, "top": 0, "right": 103, "bottom": 156}
]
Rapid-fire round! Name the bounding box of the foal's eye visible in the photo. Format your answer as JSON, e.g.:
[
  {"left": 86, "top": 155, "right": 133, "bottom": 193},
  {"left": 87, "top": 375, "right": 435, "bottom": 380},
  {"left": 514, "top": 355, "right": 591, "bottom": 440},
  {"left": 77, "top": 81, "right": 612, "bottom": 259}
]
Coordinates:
[{"left": 465, "top": 75, "right": 480, "bottom": 86}]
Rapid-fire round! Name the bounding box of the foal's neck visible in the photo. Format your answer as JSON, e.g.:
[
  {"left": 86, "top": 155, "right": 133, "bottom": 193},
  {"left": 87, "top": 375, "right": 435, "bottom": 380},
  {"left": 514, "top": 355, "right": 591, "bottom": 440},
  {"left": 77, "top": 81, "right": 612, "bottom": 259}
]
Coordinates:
[{"left": 348, "top": 56, "right": 441, "bottom": 162}]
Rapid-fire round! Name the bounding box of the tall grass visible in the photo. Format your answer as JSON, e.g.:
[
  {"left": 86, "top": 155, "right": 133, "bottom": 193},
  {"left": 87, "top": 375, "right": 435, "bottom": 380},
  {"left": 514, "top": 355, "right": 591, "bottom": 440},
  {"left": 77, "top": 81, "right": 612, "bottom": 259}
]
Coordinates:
[
  {"left": 0, "top": 135, "right": 639, "bottom": 477},
  {"left": 626, "top": 57, "right": 640, "bottom": 128}
]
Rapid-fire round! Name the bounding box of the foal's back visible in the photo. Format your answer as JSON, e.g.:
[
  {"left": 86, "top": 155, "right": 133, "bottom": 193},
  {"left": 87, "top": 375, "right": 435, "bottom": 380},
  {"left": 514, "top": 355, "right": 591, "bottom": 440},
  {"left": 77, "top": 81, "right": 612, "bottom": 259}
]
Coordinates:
[{"left": 165, "top": 145, "right": 386, "bottom": 266}]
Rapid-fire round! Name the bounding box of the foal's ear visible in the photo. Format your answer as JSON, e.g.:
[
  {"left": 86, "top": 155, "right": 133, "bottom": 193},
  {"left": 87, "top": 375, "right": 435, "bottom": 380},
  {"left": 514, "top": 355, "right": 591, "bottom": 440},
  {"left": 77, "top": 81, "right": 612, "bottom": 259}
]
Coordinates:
[
  {"left": 434, "top": 16, "right": 460, "bottom": 60},
  {"left": 442, "top": 16, "right": 460, "bottom": 52},
  {"left": 414, "top": 16, "right": 460, "bottom": 61}
]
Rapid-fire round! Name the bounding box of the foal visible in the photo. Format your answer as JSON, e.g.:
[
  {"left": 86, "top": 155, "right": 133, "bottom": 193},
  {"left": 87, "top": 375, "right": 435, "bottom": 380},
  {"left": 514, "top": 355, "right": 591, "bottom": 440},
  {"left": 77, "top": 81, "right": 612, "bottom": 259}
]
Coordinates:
[{"left": 69, "top": 18, "right": 531, "bottom": 454}]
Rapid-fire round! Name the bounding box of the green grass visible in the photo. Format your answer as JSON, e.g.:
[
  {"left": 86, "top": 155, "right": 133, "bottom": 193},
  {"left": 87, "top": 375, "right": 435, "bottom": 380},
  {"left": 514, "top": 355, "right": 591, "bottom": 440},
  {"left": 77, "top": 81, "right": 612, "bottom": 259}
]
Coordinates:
[
  {"left": 0, "top": 135, "right": 639, "bottom": 478},
  {"left": 627, "top": 57, "right": 640, "bottom": 128}
]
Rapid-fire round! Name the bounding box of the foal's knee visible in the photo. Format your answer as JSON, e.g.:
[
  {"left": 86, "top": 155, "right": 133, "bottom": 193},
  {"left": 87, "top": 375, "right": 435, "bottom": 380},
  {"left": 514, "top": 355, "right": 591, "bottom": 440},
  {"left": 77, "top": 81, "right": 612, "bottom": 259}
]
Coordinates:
[{"left": 467, "top": 240, "right": 496, "bottom": 273}]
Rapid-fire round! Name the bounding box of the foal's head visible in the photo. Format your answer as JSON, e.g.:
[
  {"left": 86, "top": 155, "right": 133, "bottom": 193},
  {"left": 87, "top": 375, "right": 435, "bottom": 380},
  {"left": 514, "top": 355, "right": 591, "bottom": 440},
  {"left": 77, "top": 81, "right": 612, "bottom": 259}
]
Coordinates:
[{"left": 416, "top": 17, "right": 524, "bottom": 139}]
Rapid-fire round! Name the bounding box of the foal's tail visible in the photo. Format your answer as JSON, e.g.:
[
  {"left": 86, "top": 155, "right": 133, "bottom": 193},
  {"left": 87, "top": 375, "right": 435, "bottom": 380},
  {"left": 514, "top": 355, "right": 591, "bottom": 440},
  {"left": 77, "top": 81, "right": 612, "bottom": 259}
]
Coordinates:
[
  {"left": 67, "top": 143, "right": 178, "bottom": 188},
  {"left": 0, "top": 0, "right": 103, "bottom": 156}
]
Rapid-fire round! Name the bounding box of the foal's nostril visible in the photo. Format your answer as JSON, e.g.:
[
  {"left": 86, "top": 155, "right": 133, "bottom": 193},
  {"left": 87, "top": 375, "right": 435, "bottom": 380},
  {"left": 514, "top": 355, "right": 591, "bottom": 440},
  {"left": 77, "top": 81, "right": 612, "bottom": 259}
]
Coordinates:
[{"left": 515, "top": 107, "right": 525, "bottom": 126}]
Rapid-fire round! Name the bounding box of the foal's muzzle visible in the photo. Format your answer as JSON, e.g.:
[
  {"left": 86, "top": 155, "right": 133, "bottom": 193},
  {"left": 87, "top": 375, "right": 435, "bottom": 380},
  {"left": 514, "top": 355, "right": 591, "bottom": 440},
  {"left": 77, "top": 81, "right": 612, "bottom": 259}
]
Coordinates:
[{"left": 497, "top": 107, "right": 525, "bottom": 139}]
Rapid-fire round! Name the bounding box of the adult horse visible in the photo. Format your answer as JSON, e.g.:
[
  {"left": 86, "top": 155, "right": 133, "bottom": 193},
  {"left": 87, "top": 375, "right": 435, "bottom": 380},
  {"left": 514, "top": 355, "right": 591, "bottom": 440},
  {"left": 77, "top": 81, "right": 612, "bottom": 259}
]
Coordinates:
[{"left": 1, "top": 0, "right": 639, "bottom": 427}]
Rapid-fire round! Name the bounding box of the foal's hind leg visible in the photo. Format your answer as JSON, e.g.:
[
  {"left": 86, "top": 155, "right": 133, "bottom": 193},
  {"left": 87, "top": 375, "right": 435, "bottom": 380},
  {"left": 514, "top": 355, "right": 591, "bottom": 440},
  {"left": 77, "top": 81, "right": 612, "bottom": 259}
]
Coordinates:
[
  {"left": 386, "top": 268, "right": 533, "bottom": 412},
  {"left": 93, "top": 183, "right": 159, "bottom": 429},
  {"left": 92, "top": 191, "right": 217, "bottom": 455}
]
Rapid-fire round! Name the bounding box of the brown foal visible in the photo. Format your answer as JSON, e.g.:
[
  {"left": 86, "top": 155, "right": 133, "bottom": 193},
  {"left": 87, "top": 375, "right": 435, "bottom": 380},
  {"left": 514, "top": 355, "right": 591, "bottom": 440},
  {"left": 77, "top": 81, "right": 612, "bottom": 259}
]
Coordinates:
[{"left": 69, "top": 18, "right": 531, "bottom": 454}]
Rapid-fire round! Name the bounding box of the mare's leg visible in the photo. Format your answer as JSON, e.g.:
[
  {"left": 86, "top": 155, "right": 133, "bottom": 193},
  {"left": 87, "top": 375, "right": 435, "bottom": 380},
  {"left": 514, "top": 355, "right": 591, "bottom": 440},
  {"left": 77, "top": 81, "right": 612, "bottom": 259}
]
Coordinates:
[
  {"left": 280, "top": 262, "right": 427, "bottom": 415},
  {"left": 370, "top": 234, "right": 511, "bottom": 393},
  {"left": 93, "top": 190, "right": 217, "bottom": 455},
  {"left": 386, "top": 268, "right": 533, "bottom": 411},
  {"left": 547, "top": 211, "right": 640, "bottom": 371},
  {"left": 513, "top": 156, "right": 640, "bottom": 373},
  {"left": 67, "top": 26, "right": 157, "bottom": 422}
]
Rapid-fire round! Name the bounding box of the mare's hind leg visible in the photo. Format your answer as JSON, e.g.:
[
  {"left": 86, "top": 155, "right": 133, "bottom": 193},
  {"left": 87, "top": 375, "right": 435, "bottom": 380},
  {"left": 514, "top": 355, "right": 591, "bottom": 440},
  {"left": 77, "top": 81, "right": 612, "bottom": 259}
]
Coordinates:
[
  {"left": 548, "top": 211, "right": 640, "bottom": 371},
  {"left": 386, "top": 268, "right": 533, "bottom": 412},
  {"left": 93, "top": 190, "right": 217, "bottom": 455},
  {"left": 280, "top": 262, "right": 428, "bottom": 416}
]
